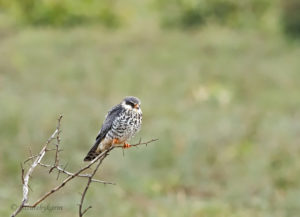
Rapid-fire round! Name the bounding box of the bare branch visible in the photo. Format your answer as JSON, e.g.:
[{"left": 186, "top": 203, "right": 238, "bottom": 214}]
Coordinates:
[
  {"left": 50, "top": 115, "right": 62, "bottom": 173},
  {"left": 78, "top": 138, "right": 159, "bottom": 216},
  {"left": 38, "top": 162, "right": 115, "bottom": 185},
  {"left": 11, "top": 115, "right": 63, "bottom": 217},
  {"left": 20, "top": 163, "right": 24, "bottom": 185},
  {"left": 79, "top": 149, "right": 111, "bottom": 216},
  {"left": 11, "top": 114, "right": 158, "bottom": 217},
  {"left": 23, "top": 154, "right": 39, "bottom": 164},
  {"left": 25, "top": 147, "right": 115, "bottom": 208},
  {"left": 114, "top": 138, "right": 159, "bottom": 148}
]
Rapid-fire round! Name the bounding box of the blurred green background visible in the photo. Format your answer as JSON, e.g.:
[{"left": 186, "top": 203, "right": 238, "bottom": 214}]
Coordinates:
[{"left": 0, "top": 0, "right": 300, "bottom": 216}]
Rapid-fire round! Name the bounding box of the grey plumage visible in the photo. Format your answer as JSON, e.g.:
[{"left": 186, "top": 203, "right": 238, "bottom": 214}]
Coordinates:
[
  {"left": 96, "top": 104, "right": 124, "bottom": 142},
  {"left": 84, "top": 96, "right": 142, "bottom": 161},
  {"left": 83, "top": 104, "right": 123, "bottom": 161}
]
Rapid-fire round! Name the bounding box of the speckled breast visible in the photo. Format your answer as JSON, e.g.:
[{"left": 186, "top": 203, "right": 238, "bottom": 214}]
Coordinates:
[{"left": 109, "top": 109, "right": 142, "bottom": 141}]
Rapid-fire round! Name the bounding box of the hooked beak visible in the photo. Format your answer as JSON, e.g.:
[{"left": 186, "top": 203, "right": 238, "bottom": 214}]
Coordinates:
[{"left": 134, "top": 104, "right": 139, "bottom": 109}]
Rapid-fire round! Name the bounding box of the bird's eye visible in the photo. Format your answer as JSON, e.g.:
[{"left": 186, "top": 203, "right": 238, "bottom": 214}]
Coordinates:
[{"left": 126, "top": 101, "right": 135, "bottom": 108}]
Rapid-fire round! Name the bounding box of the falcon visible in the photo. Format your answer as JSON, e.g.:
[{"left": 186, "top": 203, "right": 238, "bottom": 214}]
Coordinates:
[{"left": 84, "top": 96, "right": 142, "bottom": 161}]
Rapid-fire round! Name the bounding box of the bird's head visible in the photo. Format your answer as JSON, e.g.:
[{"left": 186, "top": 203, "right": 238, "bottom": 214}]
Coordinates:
[{"left": 122, "top": 96, "right": 141, "bottom": 112}]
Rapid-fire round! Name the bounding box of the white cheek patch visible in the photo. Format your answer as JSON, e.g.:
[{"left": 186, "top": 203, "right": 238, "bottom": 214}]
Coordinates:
[{"left": 121, "top": 102, "right": 133, "bottom": 110}]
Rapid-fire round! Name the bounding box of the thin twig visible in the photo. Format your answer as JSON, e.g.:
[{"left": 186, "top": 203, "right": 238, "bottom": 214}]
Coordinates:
[
  {"left": 20, "top": 163, "right": 24, "bottom": 185},
  {"left": 24, "top": 154, "right": 39, "bottom": 164},
  {"left": 50, "top": 116, "right": 62, "bottom": 173},
  {"left": 79, "top": 148, "right": 112, "bottom": 216},
  {"left": 114, "top": 138, "right": 158, "bottom": 148},
  {"left": 38, "top": 162, "right": 115, "bottom": 185}
]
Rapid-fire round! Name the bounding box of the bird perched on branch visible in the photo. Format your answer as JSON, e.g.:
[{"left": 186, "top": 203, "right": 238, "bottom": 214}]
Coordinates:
[{"left": 84, "top": 96, "right": 142, "bottom": 161}]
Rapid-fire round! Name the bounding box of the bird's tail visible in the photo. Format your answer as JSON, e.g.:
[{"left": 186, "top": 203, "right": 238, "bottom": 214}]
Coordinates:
[{"left": 84, "top": 138, "right": 102, "bottom": 161}]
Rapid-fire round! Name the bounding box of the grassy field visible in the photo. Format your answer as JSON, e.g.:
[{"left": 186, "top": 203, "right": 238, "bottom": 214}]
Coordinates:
[{"left": 0, "top": 25, "right": 300, "bottom": 217}]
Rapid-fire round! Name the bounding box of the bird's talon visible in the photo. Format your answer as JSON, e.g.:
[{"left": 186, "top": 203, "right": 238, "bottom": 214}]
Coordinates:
[
  {"left": 123, "top": 143, "right": 131, "bottom": 149},
  {"left": 112, "top": 138, "right": 120, "bottom": 144}
]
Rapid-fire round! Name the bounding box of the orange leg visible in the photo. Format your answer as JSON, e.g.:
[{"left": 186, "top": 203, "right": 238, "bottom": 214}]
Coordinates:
[
  {"left": 112, "top": 138, "right": 120, "bottom": 144},
  {"left": 123, "top": 142, "right": 131, "bottom": 149}
]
